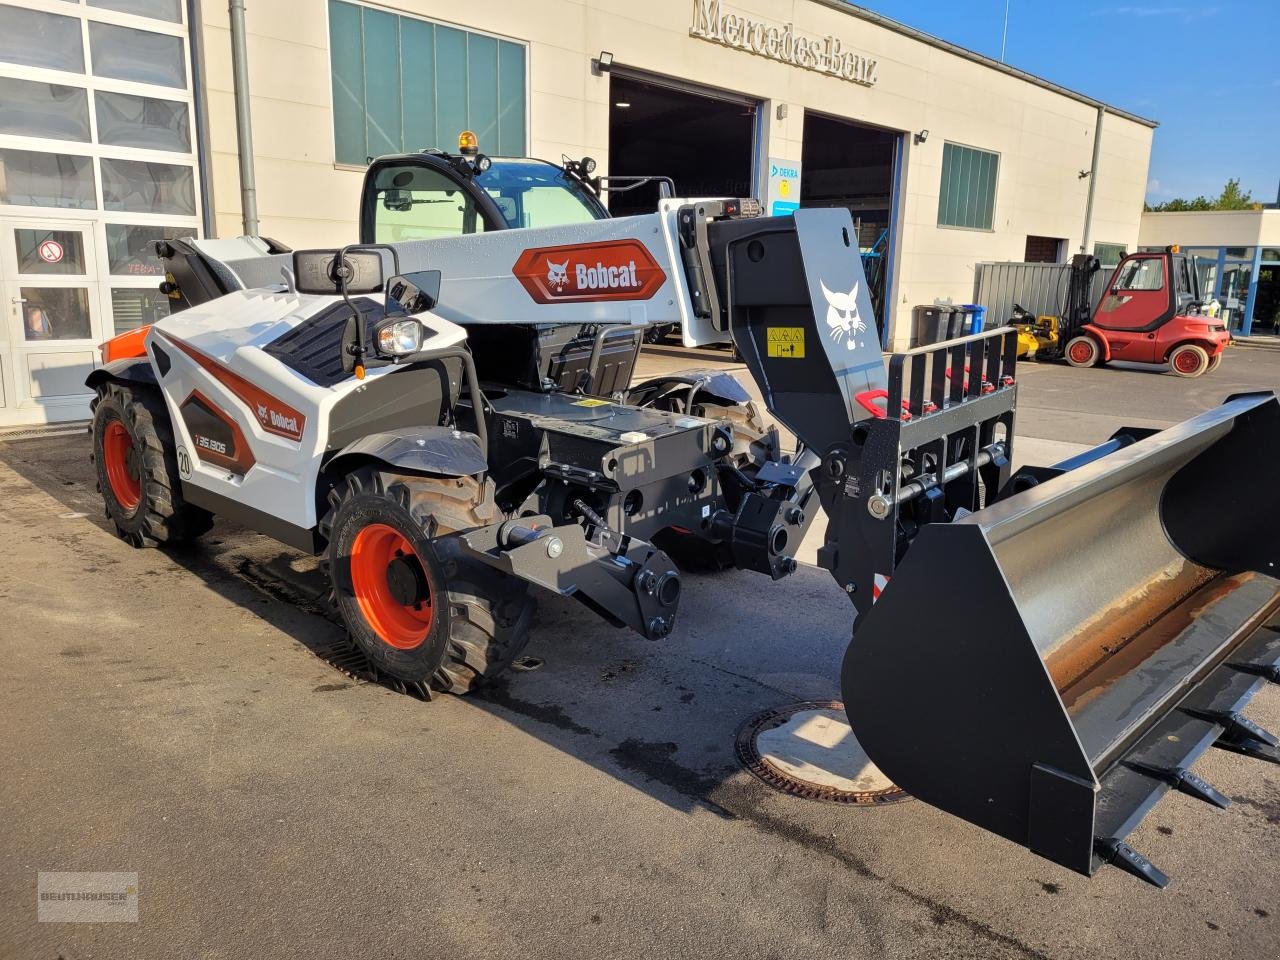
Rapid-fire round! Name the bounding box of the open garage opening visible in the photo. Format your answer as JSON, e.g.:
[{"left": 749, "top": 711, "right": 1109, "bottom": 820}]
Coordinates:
[
  {"left": 607, "top": 72, "right": 758, "bottom": 218},
  {"left": 801, "top": 113, "right": 900, "bottom": 339}
]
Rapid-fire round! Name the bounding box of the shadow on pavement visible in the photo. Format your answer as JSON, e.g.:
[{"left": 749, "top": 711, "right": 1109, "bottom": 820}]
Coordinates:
[{"left": 0, "top": 432, "right": 854, "bottom": 822}]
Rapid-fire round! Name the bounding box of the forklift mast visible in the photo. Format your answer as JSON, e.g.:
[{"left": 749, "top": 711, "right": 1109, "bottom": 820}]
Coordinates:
[{"left": 1062, "top": 253, "right": 1101, "bottom": 341}]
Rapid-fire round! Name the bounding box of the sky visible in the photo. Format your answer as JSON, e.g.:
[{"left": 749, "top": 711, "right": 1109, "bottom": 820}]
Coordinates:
[{"left": 859, "top": 1, "right": 1279, "bottom": 206}]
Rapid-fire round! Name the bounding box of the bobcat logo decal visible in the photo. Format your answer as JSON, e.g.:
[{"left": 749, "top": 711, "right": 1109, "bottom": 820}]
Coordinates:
[
  {"left": 821, "top": 279, "right": 866, "bottom": 350},
  {"left": 545, "top": 259, "right": 570, "bottom": 292}
]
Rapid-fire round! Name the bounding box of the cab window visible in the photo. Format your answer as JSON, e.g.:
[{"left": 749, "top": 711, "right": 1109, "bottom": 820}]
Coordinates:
[
  {"left": 371, "top": 165, "right": 487, "bottom": 243},
  {"left": 1114, "top": 257, "right": 1164, "bottom": 292},
  {"left": 474, "top": 160, "right": 603, "bottom": 229}
]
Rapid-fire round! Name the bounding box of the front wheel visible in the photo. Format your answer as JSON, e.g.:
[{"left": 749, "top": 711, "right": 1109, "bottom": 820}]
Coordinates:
[
  {"left": 1064, "top": 335, "right": 1101, "bottom": 368},
  {"left": 90, "top": 381, "right": 213, "bottom": 547},
  {"left": 1207, "top": 352, "right": 1224, "bottom": 373},
  {"left": 1168, "top": 343, "right": 1209, "bottom": 378},
  {"left": 324, "top": 469, "right": 534, "bottom": 695}
]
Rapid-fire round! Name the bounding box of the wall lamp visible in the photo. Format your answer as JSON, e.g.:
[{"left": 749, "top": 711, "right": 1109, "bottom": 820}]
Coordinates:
[
  {"left": 914, "top": 129, "right": 929, "bottom": 145},
  {"left": 591, "top": 51, "right": 614, "bottom": 76}
]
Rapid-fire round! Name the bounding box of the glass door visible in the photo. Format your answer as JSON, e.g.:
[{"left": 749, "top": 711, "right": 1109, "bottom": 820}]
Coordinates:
[{"left": 0, "top": 217, "right": 102, "bottom": 424}]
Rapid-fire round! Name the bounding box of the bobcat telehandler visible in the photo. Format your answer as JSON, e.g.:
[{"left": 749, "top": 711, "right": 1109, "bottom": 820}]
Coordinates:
[{"left": 87, "top": 166, "right": 1280, "bottom": 888}]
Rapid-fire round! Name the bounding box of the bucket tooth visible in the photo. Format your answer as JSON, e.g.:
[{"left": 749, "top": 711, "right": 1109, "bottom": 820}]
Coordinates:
[
  {"left": 1094, "top": 838, "right": 1170, "bottom": 889},
  {"left": 1229, "top": 661, "right": 1280, "bottom": 685},
  {"left": 1127, "top": 762, "right": 1230, "bottom": 809},
  {"left": 1213, "top": 734, "right": 1280, "bottom": 765},
  {"left": 1184, "top": 708, "right": 1280, "bottom": 765},
  {"left": 1184, "top": 708, "right": 1279, "bottom": 747}
]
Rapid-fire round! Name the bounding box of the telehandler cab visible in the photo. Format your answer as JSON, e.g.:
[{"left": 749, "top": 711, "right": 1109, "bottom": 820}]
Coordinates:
[{"left": 88, "top": 177, "right": 1280, "bottom": 888}]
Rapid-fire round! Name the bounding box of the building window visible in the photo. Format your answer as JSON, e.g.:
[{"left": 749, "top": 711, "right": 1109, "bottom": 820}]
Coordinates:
[
  {"left": 101, "top": 158, "right": 196, "bottom": 215},
  {"left": 0, "top": 78, "right": 91, "bottom": 142},
  {"left": 21, "top": 288, "right": 92, "bottom": 341},
  {"left": 938, "top": 142, "right": 998, "bottom": 230},
  {"left": 0, "top": 149, "right": 96, "bottom": 209},
  {"left": 96, "top": 91, "right": 191, "bottom": 152},
  {"left": 88, "top": 21, "right": 186, "bottom": 88},
  {"left": 15, "top": 228, "right": 87, "bottom": 275},
  {"left": 0, "top": 5, "right": 85, "bottom": 73},
  {"left": 88, "top": 0, "right": 183, "bottom": 23},
  {"left": 110, "top": 287, "right": 173, "bottom": 335},
  {"left": 1024, "top": 235, "right": 1063, "bottom": 263},
  {"left": 105, "top": 224, "right": 196, "bottom": 276},
  {"left": 328, "top": 0, "right": 526, "bottom": 166},
  {"left": 1094, "top": 242, "right": 1127, "bottom": 265}
]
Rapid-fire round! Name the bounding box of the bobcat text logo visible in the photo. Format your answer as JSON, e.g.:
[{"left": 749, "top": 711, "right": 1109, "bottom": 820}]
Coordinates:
[
  {"left": 546, "top": 260, "right": 569, "bottom": 291},
  {"left": 821, "top": 279, "right": 866, "bottom": 350},
  {"left": 267, "top": 410, "right": 299, "bottom": 434},
  {"left": 255, "top": 402, "right": 299, "bottom": 437},
  {"left": 574, "top": 259, "right": 642, "bottom": 292},
  {"left": 513, "top": 240, "right": 667, "bottom": 304}
]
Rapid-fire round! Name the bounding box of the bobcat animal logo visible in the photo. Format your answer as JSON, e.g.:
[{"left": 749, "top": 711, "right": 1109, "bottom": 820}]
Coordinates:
[
  {"left": 821, "top": 279, "right": 866, "bottom": 349},
  {"left": 546, "top": 259, "right": 570, "bottom": 292},
  {"left": 256, "top": 403, "right": 268, "bottom": 422}
]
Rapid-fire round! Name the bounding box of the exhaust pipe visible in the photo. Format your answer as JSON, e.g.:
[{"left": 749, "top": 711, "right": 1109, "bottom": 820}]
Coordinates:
[{"left": 843, "top": 393, "right": 1280, "bottom": 886}]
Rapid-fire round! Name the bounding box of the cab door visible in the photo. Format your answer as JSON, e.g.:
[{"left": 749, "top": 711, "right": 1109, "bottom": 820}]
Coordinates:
[
  {"left": 0, "top": 218, "right": 102, "bottom": 426},
  {"left": 1092, "top": 253, "right": 1173, "bottom": 363}
]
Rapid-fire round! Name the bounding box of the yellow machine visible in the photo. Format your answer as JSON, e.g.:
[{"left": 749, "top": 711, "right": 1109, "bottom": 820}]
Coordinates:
[{"left": 1012, "top": 309, "right": 1060, "bottom": 359}]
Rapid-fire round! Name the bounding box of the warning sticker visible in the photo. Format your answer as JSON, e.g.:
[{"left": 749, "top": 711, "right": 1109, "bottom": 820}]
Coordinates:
[
  {"left": 767, "top": 326, "right": 805, "bottom": 359},
  {"left": 572, "top": 397, "right": 611, "bottom": 407}
]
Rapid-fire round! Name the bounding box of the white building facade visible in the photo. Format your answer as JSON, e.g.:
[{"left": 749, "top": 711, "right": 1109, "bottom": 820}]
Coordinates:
[{"left": 0, "top": 0, "right": 1157, "bottom": 426}]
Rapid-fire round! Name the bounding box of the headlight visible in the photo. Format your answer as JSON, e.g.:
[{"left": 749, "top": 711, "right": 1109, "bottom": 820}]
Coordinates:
[{"left": 376, "top": 318, "right": 424, "bottom": 356}]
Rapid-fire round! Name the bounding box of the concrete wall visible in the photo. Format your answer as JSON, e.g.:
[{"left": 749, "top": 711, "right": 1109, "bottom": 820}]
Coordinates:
[
  {"left": 197, "top": 0, "right": 1154, "bottom": 345},
  {"left": 1138, "top": 210, "right": 1280, "bottom": 249}
]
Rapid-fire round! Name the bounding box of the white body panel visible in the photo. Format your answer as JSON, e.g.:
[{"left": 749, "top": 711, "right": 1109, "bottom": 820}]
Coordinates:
[{"left": 147, "top": 289, "right": 466, "bottom": 530}]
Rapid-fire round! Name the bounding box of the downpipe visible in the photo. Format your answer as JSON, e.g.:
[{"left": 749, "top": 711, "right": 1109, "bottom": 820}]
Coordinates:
[{"left": 228, "top": 0, "right": 259, "bottom": 236}]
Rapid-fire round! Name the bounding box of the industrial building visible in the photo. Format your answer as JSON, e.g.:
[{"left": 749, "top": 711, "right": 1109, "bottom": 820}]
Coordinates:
[{"left": 0, "top": 0, "right": 1157, "bottom": 426}]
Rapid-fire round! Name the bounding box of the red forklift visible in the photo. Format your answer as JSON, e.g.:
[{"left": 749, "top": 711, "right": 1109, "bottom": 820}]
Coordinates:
[{"left": 1014, "top": 246, "right": 1230, "bottom": 377}]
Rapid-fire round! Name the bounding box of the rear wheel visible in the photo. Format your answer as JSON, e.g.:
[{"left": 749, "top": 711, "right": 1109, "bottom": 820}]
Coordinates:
[
  {"left": 1207, "top": 352, "right": 1223, "bottom": 373},
  {"left": 323, "top": 469, "right": 534, "bottom": 695},
  {"left": 1168, "top": 343, "right": 1209, "bottom": 378},
  {"left": 1064, "top": 335, "right": 1101, "bottom": 368},
  {"left": 90, "top": 381, "right": 213, "bottom": 547}
]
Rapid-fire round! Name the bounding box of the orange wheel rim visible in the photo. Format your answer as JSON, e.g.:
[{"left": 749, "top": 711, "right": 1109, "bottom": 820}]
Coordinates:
[
  {"left": 103, "top": 419, "right": 142, "bottom": 512},
  {"left": 349, "top": 523, "right": 434, "bottom": 649},
  {"left": 1174, "top": 350, "right": 1201, "bottom": 373},
  {"left": 1069, "top": 341, "right": 1093, "bottom": 363}
]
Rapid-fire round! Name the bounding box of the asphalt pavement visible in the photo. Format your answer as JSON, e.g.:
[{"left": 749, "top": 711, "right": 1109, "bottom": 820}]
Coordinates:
[{"left": 1, "top": 341, "right": 1278, "bottom": 959}]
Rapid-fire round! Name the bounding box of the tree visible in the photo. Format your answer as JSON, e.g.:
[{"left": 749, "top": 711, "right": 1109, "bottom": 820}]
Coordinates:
[{"left": 1145, "top": 178, "right": 1262, "bottom": 212}]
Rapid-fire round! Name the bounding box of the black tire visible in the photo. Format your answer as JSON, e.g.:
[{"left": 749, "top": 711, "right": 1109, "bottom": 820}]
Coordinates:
[
  {"left": 90, "top": 381, "right": 214, "bottom": 548},
  {"left": 322, "top": 468, "right": 534, "bottom": 695},
  {"left": 1064, "top": 335, "right": 1101, "bottom": 368}
]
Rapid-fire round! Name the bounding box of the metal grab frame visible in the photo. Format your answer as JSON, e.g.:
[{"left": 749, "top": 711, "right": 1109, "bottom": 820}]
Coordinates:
[{"left": 817, "top": 326, "right": 1020, "bottom": 618}]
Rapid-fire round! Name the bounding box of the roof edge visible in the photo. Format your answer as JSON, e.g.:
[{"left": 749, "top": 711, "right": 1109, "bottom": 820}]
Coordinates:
[{"left": 810, "top": 0, "right": 1159, "bottom": 129}]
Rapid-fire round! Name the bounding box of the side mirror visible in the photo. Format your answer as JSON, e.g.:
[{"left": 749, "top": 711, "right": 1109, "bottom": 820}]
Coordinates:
[
  {"left": 293, "top": 249, "right": 383, "bottom": 295},
  {"left": 386, "top": 272, "right": 438, "bottom": 314}
]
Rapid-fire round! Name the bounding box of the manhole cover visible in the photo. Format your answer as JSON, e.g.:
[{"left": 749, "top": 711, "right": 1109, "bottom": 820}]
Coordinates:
[{"left": 735, "top": 700, "right": 909, "bottom": 805}]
